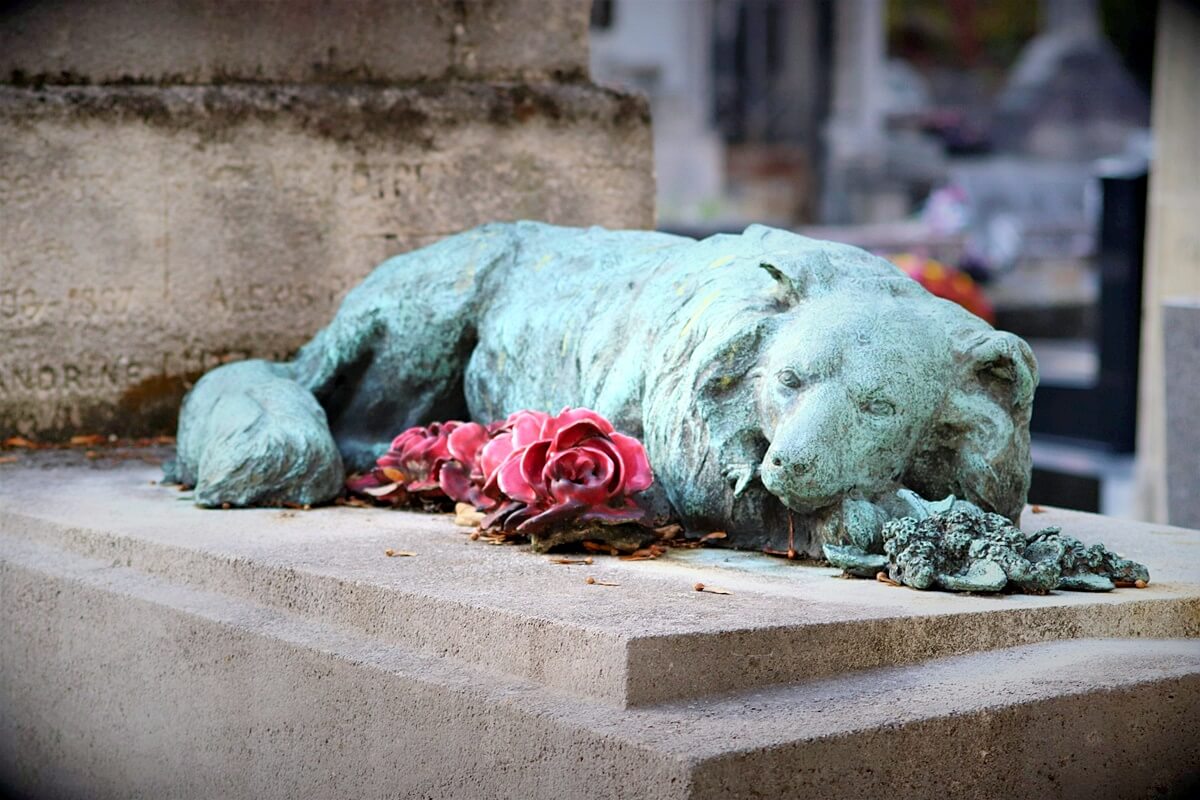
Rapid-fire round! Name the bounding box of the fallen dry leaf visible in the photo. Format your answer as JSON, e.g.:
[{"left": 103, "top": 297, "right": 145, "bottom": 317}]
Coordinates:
[
  {"left": 619, "top": 544, "right": 668, "bottom": 561},
  {"left": 654, "top": 523, "right": 683, "bottom": 539},
  {"left": 454, "top": 502, "right": 485, "bottom": 528},
  {"left": 0, "top": 455, "right": 17, "bottom": 464},
  {"left": 763, "top": 547, "right": 800, "bottom": 559},
  {"left": 335, "top": 495, "right": 372, "bottom": 508},
  {"left": 1114, "top": 579, "right": 1149, "bottom": 589},
  {"left": 693, "top": 582, "right": 732, "bottom": 595},
  {"left": 69, "top": 434, "right": 107, "bottom": 446},
  {"left": 1031, "top": 505, "right": 1047, "bottom": 513},
  {"left": 549, "top": 557, "right": 593, "bottom": 565},
  {"left": 584, "top": 576, "right": 619, "bottom": 586},
  {"left": 582, "top": 541, "right": 620, "bottom": 556},
  {"left": 384, "top": 549, "right": 417, "bottom": 557},
  {"left": 700, "top": 531, "right": 727, "bottom": 542},
  {"left": 3, "top": 436, "right": 37, "bottom": 449},
  {"left": 876, "top": 571, "right": 901, "bottom": 587}
]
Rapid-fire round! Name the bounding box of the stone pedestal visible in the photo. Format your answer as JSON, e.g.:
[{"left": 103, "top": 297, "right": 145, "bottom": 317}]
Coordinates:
[
  {"left": 1164, "top": 298, "right": 1200, "bottom": 528},
  {"left": 2, "top": 459, "right": 1198, "bottom": 798},
  {"left": 0, "top": 0, "right": 655, "bottom": 441},
  {"left": 1136, "top": 0, "right": 1200, "bottom": 522}
]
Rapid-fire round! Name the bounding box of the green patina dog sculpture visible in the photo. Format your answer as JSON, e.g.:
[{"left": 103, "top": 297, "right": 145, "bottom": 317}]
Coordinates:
[{"left": 168, "top": 221, "right": 1040, "bottom": 560}]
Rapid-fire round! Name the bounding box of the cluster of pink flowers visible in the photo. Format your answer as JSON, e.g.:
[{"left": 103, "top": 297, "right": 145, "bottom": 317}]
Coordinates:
[{"left": 346, "top": 408, "right": 654, "bottom": 535}]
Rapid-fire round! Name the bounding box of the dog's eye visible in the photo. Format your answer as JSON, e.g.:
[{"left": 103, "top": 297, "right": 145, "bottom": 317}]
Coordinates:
[
  {"left": 777, "top": 369, "right": 804, "bottom": 389},
  {"left": 863, "top": 398, "right": 896, "bottom": 417}
]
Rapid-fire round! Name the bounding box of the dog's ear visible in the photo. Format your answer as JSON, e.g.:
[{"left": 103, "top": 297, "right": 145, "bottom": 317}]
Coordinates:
[
  {"left": 963, "top": 331, "right": 1038, "bottom": 413},
  {"left": 758, "top": 262, "right": 805, "bottom": 308}
]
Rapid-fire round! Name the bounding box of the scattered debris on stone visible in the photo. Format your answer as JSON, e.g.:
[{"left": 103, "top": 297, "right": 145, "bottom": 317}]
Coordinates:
[
  {"left": 585, "top": 576, "right": 619, "bottom": 586},
  {"left": 619, "top": 544, "right": 668, "bottom": 561},
  {"left": 384, "top": 549, "right": 417, "bottom": 557},
  {"left": 693, "top": 582, "right": 732, "bottom": 595},
  {"left": 335, "top": 495, "right": 372, "bottom": 508},
  {"left": 2, "top": 434, "right": 174, "bottom": 450},
  {"left": 875, "top": 571, "right": 901, "bottom": 587}
]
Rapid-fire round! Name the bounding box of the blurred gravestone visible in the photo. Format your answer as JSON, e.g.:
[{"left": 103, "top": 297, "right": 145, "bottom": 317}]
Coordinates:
[
  {"left": 0, "top": 0, "right": 654, "bottom": 440},
  {"left": 993, "top": 0, "right": 1149, "bottom": 160},
  {"left": 1163, "top": 299, "right": 1200, "bottom": 528}
]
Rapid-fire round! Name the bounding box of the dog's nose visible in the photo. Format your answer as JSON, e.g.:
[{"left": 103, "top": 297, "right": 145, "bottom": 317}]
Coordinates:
[
  {"left": 771, "top": 455, "right": 815, "bottom": 475},
  {"left": 791, "top": 457, "right": 819, "bottom": 476}
]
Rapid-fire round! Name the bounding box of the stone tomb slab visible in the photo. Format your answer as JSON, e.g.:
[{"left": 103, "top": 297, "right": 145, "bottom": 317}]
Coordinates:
[
  {"left": 0, "top": 460, "right": 1197, "bottom": 708},
  {"left": 1, "top": 460, "right": 1198, "bottom": 798}
]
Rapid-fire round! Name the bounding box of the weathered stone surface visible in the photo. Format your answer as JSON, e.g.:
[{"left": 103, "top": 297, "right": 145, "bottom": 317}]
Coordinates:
[
  {"left": 2, "top": 460, "right": 1197, "bottom": 706},
  {"left": 1164, "top": 298, "right": 1200, "bottom": 528},
  {"left": 0, "top": 0, "right": 590, "bottom": 85},
  {"left": 0, "top": 83, "right": 653, "bottom": 439},
  {"left": 1, "top": 461, "right": 1199, "bottom": 798}
]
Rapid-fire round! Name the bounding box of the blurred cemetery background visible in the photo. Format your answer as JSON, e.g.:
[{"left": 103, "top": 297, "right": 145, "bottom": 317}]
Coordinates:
[{"left": 589, "top": 0, "right": 1164, "bottom": 519}]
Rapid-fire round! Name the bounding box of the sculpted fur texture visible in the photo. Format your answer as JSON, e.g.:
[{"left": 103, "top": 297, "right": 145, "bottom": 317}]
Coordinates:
[{"left": 169, "top": 221, "right": 1038, "bottom": 556}]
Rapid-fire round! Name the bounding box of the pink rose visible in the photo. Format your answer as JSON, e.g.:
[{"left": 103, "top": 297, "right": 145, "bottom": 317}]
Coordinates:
[
  {"left": 346, "top": 408, "right": 655, "bottom": 537},
  {"left": 347, "top": 421, "right": 467, "bottom": 504},
  {"left": 480, "top": 407, "right": 653, "bottom": 534},
  {"left": 436, "top": 421, "right": 493, "bottom": 506}
]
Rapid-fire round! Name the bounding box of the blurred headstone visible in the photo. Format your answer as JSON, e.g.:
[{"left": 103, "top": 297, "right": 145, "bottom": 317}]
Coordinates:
[{"left": 993, "top": 0, "right": 1150, "bottom": 160}]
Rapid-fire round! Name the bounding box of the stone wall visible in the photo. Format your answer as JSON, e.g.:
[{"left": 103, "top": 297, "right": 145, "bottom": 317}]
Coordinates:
[{"left": 0, "top": 1, "right": 655, "bottom": 440}]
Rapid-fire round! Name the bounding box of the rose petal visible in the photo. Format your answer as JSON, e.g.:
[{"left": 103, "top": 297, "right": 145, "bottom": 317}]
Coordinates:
[
  {"left": 550, "top": 419, "right": 612, "bottom": 452},
  {"left": 553, "top": 407, "right": 615, "bottom": 435},
  {"left": 447, "top": 422, "right": 490, "bottom": 467},
  {"left": 479, "top": 432, "right": 516, "bottom": 482},
  {"left": 517, "top": 440, "right": 552, "bottom": 497},
  {"left": 578, "top": 501, "right": 648, "bottom": 526},
  {"left": 509, "top": 410, "right": 553, "bottom": 448},
  {"left": 438, "top": 460, "right": 480, "bottom": 505},
  {"left": 345, "top": 472, "right": 385, "bottom": 494},
  {"left": 609, "top": 432, "right": 653, "bottom": 493},
  {"left": 497, "top": 442, "right": 548, "bottom": 504},
  {"left": 514, "top": 499, "right": 586, "bottom": 536},
  {"left": 545, "top": 448, "right": 615, "bottom": 507},
  {"left": 481, "top": 499, "right": 524, "bottom": 530}
]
